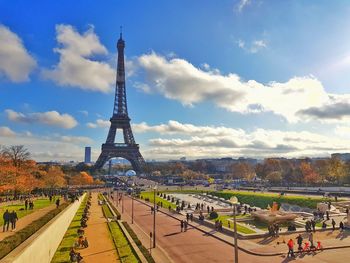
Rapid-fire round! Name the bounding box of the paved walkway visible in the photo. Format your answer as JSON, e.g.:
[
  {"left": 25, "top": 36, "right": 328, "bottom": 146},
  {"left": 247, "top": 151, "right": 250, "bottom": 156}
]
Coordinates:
[
  {"left": 0, "top": 203, "right": 57, "bottom": 241},
  {"left": 116, "top": 194, "right": 350, "bottom": 263},
  {"left": 80, "top": 193, "right": 119, "bottom": 263}
]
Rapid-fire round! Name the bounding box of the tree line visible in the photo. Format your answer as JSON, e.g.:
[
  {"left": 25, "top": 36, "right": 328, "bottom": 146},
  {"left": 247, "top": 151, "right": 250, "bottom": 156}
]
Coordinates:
[
  {"left": 143, "top": 157, "right": 350, "bottom": 186},
  {"left": 0, "top": 145, "right": 102, "bottom": 194}
]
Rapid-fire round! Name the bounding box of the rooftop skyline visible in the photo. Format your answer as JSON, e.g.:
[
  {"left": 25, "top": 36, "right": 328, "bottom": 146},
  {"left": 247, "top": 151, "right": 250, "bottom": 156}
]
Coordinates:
[{"left": 1, "top": 0, "right": 350, "bottom": 161}]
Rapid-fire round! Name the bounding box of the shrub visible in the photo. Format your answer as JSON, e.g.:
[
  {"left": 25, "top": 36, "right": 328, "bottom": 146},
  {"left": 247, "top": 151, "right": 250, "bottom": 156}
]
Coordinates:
[{"left": 209, "top": 211, "right": 218, "bottom": 219}]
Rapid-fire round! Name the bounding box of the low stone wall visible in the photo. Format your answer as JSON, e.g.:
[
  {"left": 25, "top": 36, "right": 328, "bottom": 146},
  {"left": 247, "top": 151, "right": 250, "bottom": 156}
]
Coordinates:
[{"left": 1, "top": 194, "right": 85, "bottom": 263}]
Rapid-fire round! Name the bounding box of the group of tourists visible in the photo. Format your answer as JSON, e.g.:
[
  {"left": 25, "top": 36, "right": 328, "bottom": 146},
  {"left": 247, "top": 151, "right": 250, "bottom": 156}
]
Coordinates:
[
  {"left": 186, "top": 213, "right": 193, "bottom": 222},
  {"left": 268, "top": 223, "right": 280, "bottom": 237},
  {"left": 180, "top": 219, "right": 188, "bottom": 232},
  {"left": 2, "top": 209, "right": 18, "bottom": 232},
  {"left": 287, "top": 233, "right": 323, "bottom": 258},
  {"left": 24, "top": 199, "right": 34, "bottom": 210}
]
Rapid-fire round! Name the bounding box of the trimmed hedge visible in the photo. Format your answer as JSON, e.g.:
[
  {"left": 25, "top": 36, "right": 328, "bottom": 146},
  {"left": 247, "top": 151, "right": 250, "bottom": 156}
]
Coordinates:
[
  {"left": 0, "top": 202, "right": 70, "bottom": 259},
  {"left": 122, "top": 221, "right": 155, "bottom": 263},
  {"left": 211, "top": 191, "right": 330, "bottom": 209},
  {"left": 106, "top": 199, "right": 121, "bottom": 220},
  {"left": 100, "top": 195, "right": 139, "bottom": 263}
]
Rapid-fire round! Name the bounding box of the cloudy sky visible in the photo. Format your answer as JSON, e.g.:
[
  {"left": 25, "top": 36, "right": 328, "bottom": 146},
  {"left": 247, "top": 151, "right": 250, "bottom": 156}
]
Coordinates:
[{"left": 1, "top": 0, "right": 350, "bottom": 162}]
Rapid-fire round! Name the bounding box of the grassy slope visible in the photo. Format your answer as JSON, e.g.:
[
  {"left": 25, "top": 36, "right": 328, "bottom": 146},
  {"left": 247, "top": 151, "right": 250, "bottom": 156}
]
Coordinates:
[
  {"left": 0, "top": 197, "right": 55, "bottom": 226},
  {"left": 140, "top": 192, "right": 176, "bottom": 209},
  {"left": 101, "top": 196, "right": 139, "bottom": 263},
  {"left": 210, "top": 214, "right": 256, "bottom": 234},
  {"left": 51, "top": 195, "right": 88, "bottom": 263},
  {"left": 212, "top": 190, "right": 331, "bottom": 209}
]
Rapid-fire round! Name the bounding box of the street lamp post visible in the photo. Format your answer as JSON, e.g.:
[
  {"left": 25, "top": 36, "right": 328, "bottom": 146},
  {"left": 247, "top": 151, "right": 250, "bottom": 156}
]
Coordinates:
[
  {"left": 230, "top": 196, "right": 239, "bottom": 263},
  {"left": 153, "top": 184, "right": 157, "bottom": 248},
  {"left": 122, "top": 192, "right": 124, "bottom": 213},
  {"left": 131, "top": 183, "right": 135, "bottom": 224}
]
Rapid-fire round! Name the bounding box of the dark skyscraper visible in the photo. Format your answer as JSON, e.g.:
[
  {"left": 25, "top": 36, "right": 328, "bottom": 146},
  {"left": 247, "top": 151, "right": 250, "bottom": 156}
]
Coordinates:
[{"left": 84, "top": 146, "right": 91, "bottom": 163}]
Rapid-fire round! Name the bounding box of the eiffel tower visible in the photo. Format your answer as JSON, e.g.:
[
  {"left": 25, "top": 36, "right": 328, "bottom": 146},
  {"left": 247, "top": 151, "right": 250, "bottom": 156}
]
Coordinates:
[{"left": 94, "top": 33, "right": 145, "bottom": 173}]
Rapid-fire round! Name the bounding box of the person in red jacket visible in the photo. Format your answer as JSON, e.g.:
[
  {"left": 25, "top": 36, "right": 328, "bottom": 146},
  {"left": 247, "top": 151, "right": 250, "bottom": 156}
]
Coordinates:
[{"left": 287, "top": 238, "right": 295, "bottom": 258}]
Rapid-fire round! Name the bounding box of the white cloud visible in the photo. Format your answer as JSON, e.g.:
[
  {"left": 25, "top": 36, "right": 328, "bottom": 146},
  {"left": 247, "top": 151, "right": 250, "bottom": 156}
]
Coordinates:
[
  {"left": 78, "top": 110, "right": 89, "bottom": 116},
  {"left": 42, "top": 24, "right": 115, "bottom": 93},
  {"left": 136, "top": 52, "right": 350, "bottom": 123},
  {"left": 6, "top": 109, "right": 78, "bottom": 129},
  {"left": 237, "top": 39, "right": 267, "bottom": 53},
  {"left": 237, "top": 0, "right": 251, "bottom": 12},
  {"left": 0, "top": 126, "right": 16, "bottom": 137},
  {"left": 86, "top": 119, "right": 109, "bottom": 128},
  {"left": 0, "top": 24, "right": 36, "bottom": 82},
  {"left": 135, "top": 120, "right": 350, "bottom": 160}
]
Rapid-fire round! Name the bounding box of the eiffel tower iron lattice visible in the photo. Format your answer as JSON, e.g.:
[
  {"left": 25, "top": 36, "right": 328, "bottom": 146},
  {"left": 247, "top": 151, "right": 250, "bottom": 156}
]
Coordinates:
[{"left": 94, "top": 33, "right": 145, "bottom": 173}]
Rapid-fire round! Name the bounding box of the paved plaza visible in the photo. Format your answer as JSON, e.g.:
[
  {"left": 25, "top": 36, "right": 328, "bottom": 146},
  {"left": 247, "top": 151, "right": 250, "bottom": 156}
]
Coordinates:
[{"left": 111, "top": 192, "right": 350, "bottom": 263}]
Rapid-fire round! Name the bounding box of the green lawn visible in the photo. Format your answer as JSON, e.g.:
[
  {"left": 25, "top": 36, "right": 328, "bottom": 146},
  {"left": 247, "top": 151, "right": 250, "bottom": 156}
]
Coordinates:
[
  {"left": 140, "top": 192, "right": 177, "bottom": 209},
  {"left": 0, "top": 197, "right": 56, "bottom": 226},
  {"left": 100, "top": 195, "right": 139, "bottom": 263},
  {"left": 51, "top": 195, "right": 88, "bottom": 263},
  {"left": 210, "top": 190, "right": 331, "bottom": 209},
  {"left": 209, "top": 214, "right": 256, "bottom": 234}
]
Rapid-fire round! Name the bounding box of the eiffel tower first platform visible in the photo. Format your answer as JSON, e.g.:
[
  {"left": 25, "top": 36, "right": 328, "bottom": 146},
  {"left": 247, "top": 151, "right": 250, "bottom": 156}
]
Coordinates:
[{"left": 94, "top": 33, "right": 145, "bottom": 173}]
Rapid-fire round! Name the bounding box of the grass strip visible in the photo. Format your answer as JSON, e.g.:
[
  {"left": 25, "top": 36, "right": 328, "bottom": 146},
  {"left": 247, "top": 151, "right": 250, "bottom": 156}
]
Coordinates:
[
  {"left": 0, "top": 202, "right": 70, "bottom": 259},
  {"left": 100, "top": 194, "right": 139, "bottom": 263},
  {"left": 51, "top": 194, "right": 89, "bottom": 263},
  {"left": 122, "top": 221, "right": 155, "bottom": 263},
  {"left": 139, "top": 192, "right": 176, "bottom": 209}
]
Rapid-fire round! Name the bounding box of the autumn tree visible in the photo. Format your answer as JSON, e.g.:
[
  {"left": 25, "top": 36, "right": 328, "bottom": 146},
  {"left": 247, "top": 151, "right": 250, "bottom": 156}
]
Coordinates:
[
  {"left": 300, "top": 162, "right": 319, "bottom": 185},
  {"left": 1, "top": 145, "right": 30, "bottom": 168},
  {"left": 266, "top": 171, "right": 282, "bottom": 185},
  {"left": 42, "top": 166, "right": 67, "bottom": 189},
  {"left": 230, "top": 162, "right": 255, "bottom": 180},
  {"left": 327, "top": 157, "right": 346, "bottom": 184}
]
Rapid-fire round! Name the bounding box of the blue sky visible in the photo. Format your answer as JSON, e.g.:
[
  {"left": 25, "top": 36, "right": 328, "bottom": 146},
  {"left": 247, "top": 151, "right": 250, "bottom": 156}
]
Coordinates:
[{"left": 1, "top": 0, "right": 350, "bottom": 162}]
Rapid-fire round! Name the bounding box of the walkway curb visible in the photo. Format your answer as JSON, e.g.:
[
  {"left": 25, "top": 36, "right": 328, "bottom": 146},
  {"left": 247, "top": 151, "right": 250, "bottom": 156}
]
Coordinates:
[{"left": 103, "top": 195, "right": 148, "bottom": 263}]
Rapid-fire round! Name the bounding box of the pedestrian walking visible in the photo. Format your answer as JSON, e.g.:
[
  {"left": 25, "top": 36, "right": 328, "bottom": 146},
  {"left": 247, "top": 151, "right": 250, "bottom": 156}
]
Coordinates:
[
  {"left": 190, "top": 213, "right": 193, "bottom": 222},
  {"left": 55, "top": 198, "right": 60, "bottom": 208},
  {"left": 308, "top": 232, "right": 314, "bottom": 248},
  {"left": 207, "top": 206, "right": 210, "bottom": 214},
  {"left": 332, "top": 219, "right": 336, "bottom": 231},
  {"left": 340, "top": 221, "right": 344, "bottom": 231},
  {"left": 326, "top": 210, "right": 330, "bottom": 220},
  {"left": 10, "top": 210, "right": 18, "bottom": 231},
  {"left": 186, "top": 213, "right": 189, "bottom": 222},
  {"left": 2, "top": 210, "right": 10, "bottom": 232},
  {"left": 180, "top": 220, "right": 184, "bottom": 232},
  {"left": 184, "top": 220, "right": 188, "bottom": 232},
  {"left": 287, "top": 238, "right": 295, "bottom": 258},
  {"left": 24, "top": 199, "right": 28, "bottom": 210},
  {"left": 296, "top": 234, "right": 303, "bottom": 251},
  {"left": 311, "top": 220, "right": 316, "bottom": 232}
]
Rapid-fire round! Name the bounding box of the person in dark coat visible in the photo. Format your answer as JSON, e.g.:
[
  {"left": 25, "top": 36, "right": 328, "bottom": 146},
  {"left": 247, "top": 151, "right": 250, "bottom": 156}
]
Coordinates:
[
  {"left": 24, "top": 199, "right": 28, "bottom": 210},
  {"left": 332, "top": 219, "right": 336, "bottom": 231},
  {"left": 55, "top": 198, "right": 60, "bottom": 208},
  {"left": 10, "top": 210, "right": 18, "bottom": 230},
  {"left": 296, "top": 234, "right": 303, "bottom": 251},
  {"left": 2, "top": 210, "right": 10, "bottom": 232}
]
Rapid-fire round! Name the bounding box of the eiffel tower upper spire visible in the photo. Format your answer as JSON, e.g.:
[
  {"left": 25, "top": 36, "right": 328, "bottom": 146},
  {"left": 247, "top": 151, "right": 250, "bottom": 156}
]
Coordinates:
[{"left": 113, "top": 28, "right": 128, "bottom": 116}]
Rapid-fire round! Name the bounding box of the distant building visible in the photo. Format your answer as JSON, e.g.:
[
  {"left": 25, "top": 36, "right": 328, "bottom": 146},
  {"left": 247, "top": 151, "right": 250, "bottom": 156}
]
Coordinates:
[{"left": 84, "top": 147, "right": 91, "bottom": 163}]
